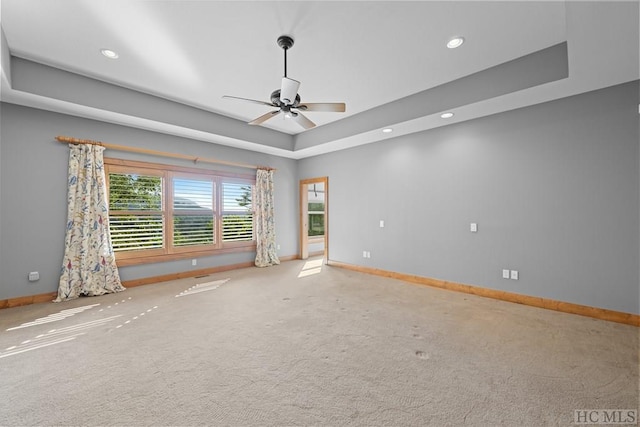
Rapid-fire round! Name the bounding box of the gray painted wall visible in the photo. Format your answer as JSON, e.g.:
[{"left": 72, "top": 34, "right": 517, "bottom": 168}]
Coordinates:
[
  {"left": 299, "top": 81, "right": 639, "bottom": 315},
  {"left": 1, "top": 81, "right": 638, "bottom": 315},
  {"left": 0, "top": 103, "right": 298, "bottom": 300}
]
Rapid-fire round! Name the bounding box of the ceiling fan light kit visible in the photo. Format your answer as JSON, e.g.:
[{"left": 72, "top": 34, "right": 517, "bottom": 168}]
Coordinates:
[{"left": 223, "top": 35, "right": 346, "bottom": 130}]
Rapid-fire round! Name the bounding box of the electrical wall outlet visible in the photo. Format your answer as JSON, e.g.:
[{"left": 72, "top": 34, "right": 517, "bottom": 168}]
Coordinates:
[
  {"left": 510, "top": 270, "right": 519, "bottom": 280},
  {"left": 470, "top": 223, "right": 478, "bottom": 233},
  {"left": 28, "top": 271, "right": 39, "bottom": 282},
  {"left": 502, "top": 269, "right": 510, "bottom": 279},
  {"left": 192, "top": 259, "right": 197, "bottom": 266},
  {"left": 379, "top": 220, "right": 385, "bottom": 228}
]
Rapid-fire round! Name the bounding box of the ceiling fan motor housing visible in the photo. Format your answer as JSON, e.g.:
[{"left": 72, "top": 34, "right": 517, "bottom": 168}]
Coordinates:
[
  {"left": 280, "top": 77, "right": 300, "bottom": 105},
  {"left": 271, "top": 90, "right": 300, "bottom": 108}
]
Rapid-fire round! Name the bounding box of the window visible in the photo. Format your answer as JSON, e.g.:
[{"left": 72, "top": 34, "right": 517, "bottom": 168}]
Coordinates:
[
  {"left": 222, "top": 182, "right": 254, "bottom": 242},
  {"left": 109, "top": 170, "right": 164, "bottom": 253},
  {"left": 105, "top": 159, "right": 255, "bottom": 266},
  {"left": 308, "top": 203, "right": 325, "bottom": 237},
  {"left": 308, "top": 183, "right": 325, "bottom": 238},
  {"left": 173, "top": 176, "right": 215, "bottom": 247}
]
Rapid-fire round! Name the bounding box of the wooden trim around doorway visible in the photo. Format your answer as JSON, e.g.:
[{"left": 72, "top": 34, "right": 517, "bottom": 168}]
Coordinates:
[{"left": 300, "top": 177, "right": 328, "bottom": 261}]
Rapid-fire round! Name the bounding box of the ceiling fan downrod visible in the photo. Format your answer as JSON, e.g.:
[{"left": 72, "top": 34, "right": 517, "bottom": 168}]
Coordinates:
[{"left": 277, "top": 35, "right": 294, "bottom": 78}]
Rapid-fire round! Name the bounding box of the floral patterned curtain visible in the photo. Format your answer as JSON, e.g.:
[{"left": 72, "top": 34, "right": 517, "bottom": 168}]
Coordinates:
[
  {"left": 56, "top": 144, "right": 125, "bottom": 302},
  {"left": 254, "top": 168, "right": 280, "bottom": 267}
]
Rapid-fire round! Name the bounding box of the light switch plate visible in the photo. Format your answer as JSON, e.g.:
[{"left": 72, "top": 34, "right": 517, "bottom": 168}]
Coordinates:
[
  {"left": 470, "top": 223, "right": 478, "bottom": 233},
  {"left": 510, "top": 270, "right": 519, "bottom": 280},
  {"left": 502, "top": 269, "right": 510, "bottom": 279}
]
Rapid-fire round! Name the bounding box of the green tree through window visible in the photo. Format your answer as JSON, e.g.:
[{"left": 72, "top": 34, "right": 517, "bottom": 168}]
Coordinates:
[
  {"left": 308, "top": 202, "right": 324, "bottom": 237},
  {"left": 108, "top": 173, "right": 163, "bottom": 251}
]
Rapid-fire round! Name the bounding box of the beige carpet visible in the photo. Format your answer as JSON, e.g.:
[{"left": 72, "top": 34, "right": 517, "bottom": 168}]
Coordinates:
[{"left": 0, "top": 259, "right": 637, "bottom": 426}]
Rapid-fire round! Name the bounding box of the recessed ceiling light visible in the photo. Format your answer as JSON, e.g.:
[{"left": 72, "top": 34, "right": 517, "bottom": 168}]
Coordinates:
[
  {"left": 100, "top": 49, "right": 119, "bottom": 59},
  {"left": 446, "top": 37, "right": 465, "bottom": 49},
  {"left": 440, "top": 112, "right": 455, "bottom": 119},
  {"left": 382, "top": 128, "right": 393, "bottom": 133}
]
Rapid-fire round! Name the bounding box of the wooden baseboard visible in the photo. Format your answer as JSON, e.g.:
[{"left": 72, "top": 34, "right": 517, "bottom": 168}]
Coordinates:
[
  {"left": 122, "top": 261, "right": 256, "bottom": 288},
  {"left": 0, "top": 255, "right": 301, "bottom": 310},
  {"left": 328, "top": 260, "right": 640, "bottom": 327},
  {"left": 0, "top": 291, "right": 58, "bottom": 310},
  {"left": 124, "top": 255, "right": 301, "bottom": 287}
]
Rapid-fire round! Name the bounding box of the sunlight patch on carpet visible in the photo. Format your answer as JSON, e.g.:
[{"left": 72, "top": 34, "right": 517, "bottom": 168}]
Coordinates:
[
  {"left": 100, "top": 297, "right": 132, "bottom": 312},
  {"left": 6, "top": 303, "right": 101, "bottom": 331},
  {"left": 113, "top": 305, "right": 159, "bottom": 329},
  {"left": 298, "top": 259, "right": 323, "bottom": 278},
  {"left": 175, "top": 278, "right": 230, "bottom": 298},
  {"left": 0, "top": 315, "right": 121, "bottom": 359}
]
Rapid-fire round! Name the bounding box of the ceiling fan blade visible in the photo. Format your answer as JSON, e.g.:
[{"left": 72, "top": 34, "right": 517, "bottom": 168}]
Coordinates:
[
  {"left": 297, "top": 102, "right": 346, "bottom": 112},
  {"left": 291, "top": 111, "right": 316, "bottom": 130},
  {"left": 222, "top": 95, "right": 275, "bottom": 107},
  {"left": 249, "top": 110, "right": 281, "bottom": 125}
]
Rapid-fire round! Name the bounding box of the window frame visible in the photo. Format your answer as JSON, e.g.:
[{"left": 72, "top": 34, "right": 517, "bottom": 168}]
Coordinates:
[
  {"left": 107, "top": 164, "right": 166, "bottom": 258},
  {"left": 105, "top": 158, "right": 256, "bottom": 267}
]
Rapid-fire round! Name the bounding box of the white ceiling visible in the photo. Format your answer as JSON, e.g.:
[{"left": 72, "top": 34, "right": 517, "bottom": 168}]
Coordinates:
[{"left": 1, "top": 1, "right": 638, "bottom": 158}]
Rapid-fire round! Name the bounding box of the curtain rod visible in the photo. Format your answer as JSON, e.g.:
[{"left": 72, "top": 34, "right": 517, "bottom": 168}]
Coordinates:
[{"left": 55, "top": 136, "right": 275, "bottom": 171}]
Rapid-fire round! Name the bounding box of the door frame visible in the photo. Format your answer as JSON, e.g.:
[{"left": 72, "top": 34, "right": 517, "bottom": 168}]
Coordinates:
[{"left": 299, "top": 177, "right": 328, "bottom": 262}]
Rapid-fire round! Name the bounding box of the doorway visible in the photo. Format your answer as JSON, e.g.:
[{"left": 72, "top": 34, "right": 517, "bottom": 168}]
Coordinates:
[{"left": 299, "top": 177, "right": 328, "bottom": 261}]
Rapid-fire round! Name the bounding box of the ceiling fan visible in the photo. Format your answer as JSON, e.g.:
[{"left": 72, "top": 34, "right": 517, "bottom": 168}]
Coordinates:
[{"left": 223, "top": 35, "right": 346, "bottom": 130}]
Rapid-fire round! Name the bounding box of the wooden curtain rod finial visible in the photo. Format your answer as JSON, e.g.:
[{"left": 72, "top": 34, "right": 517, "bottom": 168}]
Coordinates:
[{"left": 56, "top": 135, "right": 104, "bottom": 146}]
